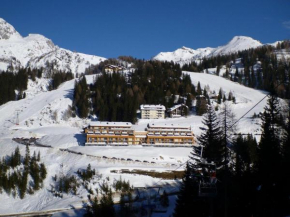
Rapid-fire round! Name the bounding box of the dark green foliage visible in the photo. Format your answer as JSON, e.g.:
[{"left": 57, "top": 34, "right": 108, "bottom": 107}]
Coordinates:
[
  {"left": 24, "top": 144, "right": 30, "bottom": 167},
  {"left": 196, "top": 104, "right": 223, "bottom": 164},
  {"left": 50, "top": 71, "right": 74, "bottom": 90},
  {"left": 0, "top": 67, "right": 71, "bottom": 106},
  {"left": 175, "top": 96, "right": 290, "bottom": 216},
  {"left": 281, "top": 109, "right": 290, "bottom": 215},
  {"left": 98, "top": 183, "right": 115, "bottom": 217},
  {"left": 196, "top": 96, "right": 207, "bottom": 116},
  {"left": 113, "top": 177, "right": 132, "bottom": 193},
  {"left": 90, "top": 60, "right": 195, "bottom": 123},
  {"left": 9, "top": 146, "right": 21, "bottom": 168},
  {"left": 0, "top": 146, "right": 47, "bottom": 199},
  {"left": 119, "top": 191, "right": 134, "bottom": 217},
  {"left": 254, "top": 94, "right": 286, "bottom": 216},
  {"left": 30, "top": 159, "right": 40, "bottom": 190},
  {"left": 73, "top": 76, "right": 89, "bottom": 118},
  {"left": 77, "top": 164, "right": 96, "bottom": 182},
  {"left": 257, "top": 95, "right": 283, "bottom": 181},
  {"left": 182, "top": 41, "right": 290, "bottom": 99},
  {"left": 196, "top": 82, "right": 202, "bottom": 95},
  {"left": 86, "top": 185, "right": 116, "bottom": 217},
  {"left": 0, "top": 69, "right": 28, "bottom": 105},
  {"left": 233, "top": 134, "right": 258, "bottom": 176},
  {"left": 174, "top": 163, "right": 209, "bottom": 217},
  {"left": 54, "top": 174, "right": 79, "bottom": 195},
  {"left": 217, "top": 88, "right": 223, "bottom": 104}
]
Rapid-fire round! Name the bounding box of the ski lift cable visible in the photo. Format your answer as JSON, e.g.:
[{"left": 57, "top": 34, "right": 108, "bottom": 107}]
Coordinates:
[
  {"left": 151, "top": 81, "right": 289, "bottom": 187},
  {"left": 227, "top": 81, "right": 290, "bottom": 131}
]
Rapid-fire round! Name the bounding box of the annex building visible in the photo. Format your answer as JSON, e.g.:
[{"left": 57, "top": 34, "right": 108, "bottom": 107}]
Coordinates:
[
  {"left": 85, "top": 121, "right": 194, "bottom": 146},
  {"left": 140, "top": 104, "right": 166, "bottom": 119}
]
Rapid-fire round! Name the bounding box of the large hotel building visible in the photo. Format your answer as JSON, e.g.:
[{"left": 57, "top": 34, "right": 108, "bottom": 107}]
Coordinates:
[{"left": 85, "top": 121, "right": 195, "bottom": 146}]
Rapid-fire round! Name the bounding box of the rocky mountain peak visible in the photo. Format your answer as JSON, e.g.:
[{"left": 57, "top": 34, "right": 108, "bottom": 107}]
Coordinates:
[{"left": 0, "top": 18, "right": 22, "bottom": 40}]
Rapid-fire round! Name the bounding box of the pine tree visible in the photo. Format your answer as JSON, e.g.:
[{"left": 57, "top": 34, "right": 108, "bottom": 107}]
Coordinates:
[
  {"left": 86, "top": 196, "right": 100, "bottom": 216},
  {"left": 280, "top": 105, "right": 290, "bottom": 215},
  {"left": 197, "top": 82, "right": 202, "bottom": 95},
  {"left": 196, "top": 96, "right": 207, "bottom": 116},
  {"left": 24, "top": 144, "right": 30, "bottom": 167},
  {"left": 173, "top": 163, "right": 195, "bottom": 217},
  {"left": 257, "top": 94, "right": 282, "bottom": 181},
  {"left": 219, "top": 103, "right": 237, "bottom": 168},
  {"left": 99, "top": 188, "right": 115, "bottom": 217},
  {"left": 196, "top": 104, "right": 223, "bottom": 164},
  {"left": 37, "top": 151, "right": 40, "bottom": 161},
  {"left": 256, "top": 94, "right": 284, "bottom": 216},
  {"left": 217, "top": 88, "right": 223, "bottom": 104},
  {"left": 223, "top": 94, "right": 226, "bottom": 102},
  {"left": 186, "top": 94, "right": 192, "bottom": 109}
]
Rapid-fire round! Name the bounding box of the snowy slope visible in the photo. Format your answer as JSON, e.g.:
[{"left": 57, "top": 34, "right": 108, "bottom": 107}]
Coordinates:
[
  {"left": 153, "top": 46, "right": 214, "bottom": 65},
  {"left": 153, "top": 36, "right": 263, "bottom": 65},
  {"left": 0, "top": 70, "right": 272, "bottom": 214},
  {"left": 0, "top": 18, "right": 106, "bottom": 74}
]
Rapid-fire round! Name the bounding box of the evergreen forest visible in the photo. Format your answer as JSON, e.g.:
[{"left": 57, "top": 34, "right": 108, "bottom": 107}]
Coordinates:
[
  {"left": 174, "top": 94, "right": 290, "bottom": 217},
  {"left": 182, "top": 40, "right": 290, "bottom": 98},
  {"left": 74, "top": 60, "right": 197, "bottom": 122}
]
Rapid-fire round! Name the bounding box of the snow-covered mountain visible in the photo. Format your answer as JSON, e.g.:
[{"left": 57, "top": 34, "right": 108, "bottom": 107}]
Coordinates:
[
  {"left": 153, "top": 36, "right": 263, "bottom": 65},
  {"left": 0, "top": 18, "right": 106, "bottom": 74}
]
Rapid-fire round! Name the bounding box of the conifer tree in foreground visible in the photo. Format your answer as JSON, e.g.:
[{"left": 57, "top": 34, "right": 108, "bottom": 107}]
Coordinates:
[
  {"left": 174, "top": 163, "right": 201, "bottom": 217},
  {"left": 281, "top": 108, "right": 290, "bottom": 215},
  {"left": 196, "top": 104, "right": 223, "bottom": 165},
  {"left": 256, "top": 94, "right": 285, "bottom": 216}
]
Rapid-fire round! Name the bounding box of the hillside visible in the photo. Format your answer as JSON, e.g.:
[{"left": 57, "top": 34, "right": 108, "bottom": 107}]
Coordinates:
[
  {"left": 0, "top": 71, "right": 270, "bottom": 214},
  {"left": 0, "top": 18, "right": 106, "bottom": 74}
]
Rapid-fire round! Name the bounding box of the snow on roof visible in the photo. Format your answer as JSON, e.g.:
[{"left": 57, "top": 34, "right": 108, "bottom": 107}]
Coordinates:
[
  {"left": 105, "top": 64, "right": 125, "bottom": 69},
  {"left": 140, "top": 104, "right": 166, "bottom": 111},
  {"left": 148, "top": 123, "right": 191, "bottom": 129},
  {"left": 90, "top": 121, "right": 132, "bottom": 127},
  {"left": 167, "top": 104, "right": 188, "bottom": 112}
]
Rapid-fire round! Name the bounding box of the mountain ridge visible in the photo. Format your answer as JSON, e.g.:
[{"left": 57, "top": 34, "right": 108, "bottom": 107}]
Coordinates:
[
  {"left": 0, "top": 18, "right": 106, "bottom": 74},
  {"left": 153, "top": 36, "right": 269, "bottom": 65}
]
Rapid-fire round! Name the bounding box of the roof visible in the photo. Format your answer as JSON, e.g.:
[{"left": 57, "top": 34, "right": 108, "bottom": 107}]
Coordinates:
[
  {"left": 104, "top": 64, "right": 125, "bottom": 70},
  {"left": 89, "top": 121, "right": 132, "bottom": 127},
  {"left": 167, "top": 104, "right": 188, "bottom": 112},
  {"left": 140, "top": 104, "right": 166, "bottom": 111},
  {"left": 148, "top": 123, "right": 191, "bottom": 129}
]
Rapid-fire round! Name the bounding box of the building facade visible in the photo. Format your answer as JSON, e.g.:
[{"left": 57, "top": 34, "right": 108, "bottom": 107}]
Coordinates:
[
  {"left": 104, "top": 65, "right": 125, "bottom": 73},
  {"left": 146, "top": 123, "right": 194, "bottom": 145},
  {"left": 167, "top": 104, "right": 188, "bottom": 118},
  {"left": 85, "top": 121, "right": 194, "bottom": 146},
  {"left": 85, "top": 122, "right": 135, "bottom": 146},
  {"left": 140, "top": 104, "right": 166, "bottom": 119}
]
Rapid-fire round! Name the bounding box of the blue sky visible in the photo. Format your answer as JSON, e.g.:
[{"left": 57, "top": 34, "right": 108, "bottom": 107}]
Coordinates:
[{"left": 1, "top": 0, "right": 289, "bottom": 59}]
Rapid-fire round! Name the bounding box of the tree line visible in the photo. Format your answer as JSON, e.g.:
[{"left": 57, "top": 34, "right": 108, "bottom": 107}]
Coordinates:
[
  {"left": 0, "top": 69, "right": 28, "bottom": 105},
  {"left": 182, "top": 40, "right": 290, "bottom": 99},
  {"left": 0, "top": 67, "right": 74, "bottom": 106},
  {"left": 73, "top": 60, "right": 197, "bottom": 122}
]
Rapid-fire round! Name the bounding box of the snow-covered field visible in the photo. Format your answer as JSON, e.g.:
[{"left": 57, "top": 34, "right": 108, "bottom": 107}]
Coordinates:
[{"left": 0, "top": 71, "right": 270, "bottom": 215}]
